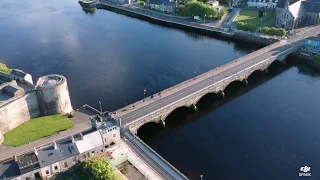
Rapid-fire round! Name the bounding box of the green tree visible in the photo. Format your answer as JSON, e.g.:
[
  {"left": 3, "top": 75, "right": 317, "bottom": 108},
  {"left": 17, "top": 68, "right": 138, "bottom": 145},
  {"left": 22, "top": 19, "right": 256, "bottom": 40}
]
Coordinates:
[
  {"left": 184, "top": 1, "right": 217, "bottom": 18},
  {"left": 137, "top": 1, "right": 145, "bottom": 7},
  {"left": 81, "top": 158, "right": 121, "bottom": 180}
]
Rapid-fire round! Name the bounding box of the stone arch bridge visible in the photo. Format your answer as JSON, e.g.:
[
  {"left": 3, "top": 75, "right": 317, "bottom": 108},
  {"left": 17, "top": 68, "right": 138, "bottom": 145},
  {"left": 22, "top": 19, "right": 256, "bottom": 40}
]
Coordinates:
[{"left": 115, "top": 26, "right": 320, "bottom": 135}]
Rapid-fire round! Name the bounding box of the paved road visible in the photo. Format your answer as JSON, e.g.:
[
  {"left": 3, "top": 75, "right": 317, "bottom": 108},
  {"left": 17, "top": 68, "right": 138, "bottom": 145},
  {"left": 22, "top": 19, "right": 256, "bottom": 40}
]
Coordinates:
[
  {"left": 119, "top": 25, "right": 320, "bottom": 126},
  {"left": 98, "top": 0, "right": 225, "bottom": 32}
]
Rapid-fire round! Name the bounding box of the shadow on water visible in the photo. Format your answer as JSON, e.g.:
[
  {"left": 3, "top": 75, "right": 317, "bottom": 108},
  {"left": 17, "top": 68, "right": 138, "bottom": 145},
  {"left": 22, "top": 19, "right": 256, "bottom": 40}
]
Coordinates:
[
  {"left": 137, "top": 59, "right": 291, "bottom": 144},
  {"left": 82, "top": 7, "right": 96, "bottom": 15}
]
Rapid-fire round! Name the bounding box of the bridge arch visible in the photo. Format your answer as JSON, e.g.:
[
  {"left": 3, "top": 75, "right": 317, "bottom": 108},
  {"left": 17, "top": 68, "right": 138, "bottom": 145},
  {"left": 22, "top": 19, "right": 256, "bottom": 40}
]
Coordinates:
[
  {"left": 136, "top": 121, "right": 164, "bottom": 139},
  {"left": 195, "top": 92, "right": 218, "bottom": 107},
  {"left": 247, "top": 69, "right": 267, "bottom": 82},
  {"left": 162, "top": 105, "right": 190, "bottom": 121},
  {"left": 222, "top": 79, "right": 245, "bottom": 96}
]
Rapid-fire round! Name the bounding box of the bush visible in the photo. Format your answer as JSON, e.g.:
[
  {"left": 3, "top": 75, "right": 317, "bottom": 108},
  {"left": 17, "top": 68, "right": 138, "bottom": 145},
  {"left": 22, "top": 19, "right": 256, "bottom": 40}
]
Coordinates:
[
  {"left": 236, "top": 22, "right": 257, "bottom": 32},
  {"left": 220, "top": 7, "right": 228, "bottom": 19},
  {"left": 137, "top": 1, "right": 145, "bottom": 7},
  {"left": 258, "top": 27, "right": 286, "bottom": 37}
]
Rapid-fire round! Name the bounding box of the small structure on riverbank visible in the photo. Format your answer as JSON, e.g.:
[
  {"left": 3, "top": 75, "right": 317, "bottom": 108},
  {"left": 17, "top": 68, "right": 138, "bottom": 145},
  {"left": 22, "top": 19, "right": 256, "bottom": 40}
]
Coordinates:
[
  {"left": 149, "top": 0, "right": 177, "bottom": 14},
  {"left": 298, "top": 37, "right": 320, "bottom": 70}
]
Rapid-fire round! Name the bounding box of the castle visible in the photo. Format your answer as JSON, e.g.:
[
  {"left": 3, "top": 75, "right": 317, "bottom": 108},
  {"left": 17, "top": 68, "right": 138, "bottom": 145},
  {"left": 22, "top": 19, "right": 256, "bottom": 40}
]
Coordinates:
[{"left": 0, "top": 71, "right": 73, "bottom": 144}]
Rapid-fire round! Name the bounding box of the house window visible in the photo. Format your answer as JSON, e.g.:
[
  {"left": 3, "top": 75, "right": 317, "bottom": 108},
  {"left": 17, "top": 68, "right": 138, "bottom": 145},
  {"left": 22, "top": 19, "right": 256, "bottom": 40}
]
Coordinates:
[
  {"left": 101, "top": 149, "right": 104, "bottom": 153},
  {"left": 46, "top": 170, "right": 49, "bottom": 175},
  {"left": 64, "top": 162, "right": 68, "bottom": 168},
  {"left": 110, "top": 142, "right": 115, "bottom": 146},
  {"left": 82, "top": 154, "right": 86, "bottom": 159},
  {"left": 105, "top": 145, "right": 109, "bottom": 149},
  {"left": 105, "top": 137, "right": 107, "bottom": 143},
  {"left": 26, "top": 177, "right": 30, "bottom": 180},
  {"left": 54, "top": 165, "right": 58, "bottom": 171},
  {"left": 113, "top": 134, "right": 116, "bottom": 138},
  {"left": 87, "top": 152, "right": 90, "bottom": 157},
  {"left": 92, "top": 151, "right": 95, "bottom": 156}
]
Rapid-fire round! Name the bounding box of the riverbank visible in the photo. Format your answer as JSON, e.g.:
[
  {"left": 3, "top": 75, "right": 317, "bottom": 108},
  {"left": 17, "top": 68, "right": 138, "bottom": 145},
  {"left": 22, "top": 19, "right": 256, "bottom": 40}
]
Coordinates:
[
  {"left": 296, "top": 52, "right": 320, "bottom": 70},
  {"left": 94, "top": 1, "right": 280, "bottom": 46}
]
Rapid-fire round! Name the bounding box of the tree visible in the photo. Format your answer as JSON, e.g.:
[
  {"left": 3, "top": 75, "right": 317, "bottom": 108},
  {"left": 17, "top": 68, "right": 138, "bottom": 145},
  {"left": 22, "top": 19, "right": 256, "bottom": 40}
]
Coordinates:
[
  {"left": 184, "top": 1, "right": 217, "bottom": 18},
  {"left": 81, "top": 157, "right": 122, "bottom": 180},
  {"left": 137, "top": 1, "right": 145, "bottom": 7},
  {"left": 258, "top": 10, "right": 264, "bottom": 18}
]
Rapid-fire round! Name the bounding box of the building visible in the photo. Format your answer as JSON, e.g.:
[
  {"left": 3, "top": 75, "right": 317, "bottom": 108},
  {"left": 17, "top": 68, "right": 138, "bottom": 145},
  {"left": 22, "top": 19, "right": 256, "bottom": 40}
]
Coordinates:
[
  {"left": 247, "top": 0, "right": 278, "bottom": 8},
  {"left": 275, "top": 0, "right": 320, "bottom": 29},
  {"left": 207, "top": 0, "right": 220, "bottom": 7},
  {"left": 99, "top": 121, "right": 120, "bottom": 148},
  {"left": 149, "top": 0, "right": 177, "bottom": 14},
  {"left": 16, "top": 153, "right": 41, "bottom": 180},
  {"left": 10, "top": 70, "right": 33, "bottom": 86},
  {"left": 91, "top": 114, "right": 121, "bottom": 148},
  {"left": 74, "top": 131, "right": 104, "bottom": 162},
  {"left": 0, "top": 159, "right": 21, "bottom": 180},
  {"left": 36, "top": 139, "right": 79, "bottom": 178},
  {"left": 3, "top": 85, "right": 24, "bottom": 97},
  {"left": 0, "top": 80, "right": 24, "bottom": 102}
]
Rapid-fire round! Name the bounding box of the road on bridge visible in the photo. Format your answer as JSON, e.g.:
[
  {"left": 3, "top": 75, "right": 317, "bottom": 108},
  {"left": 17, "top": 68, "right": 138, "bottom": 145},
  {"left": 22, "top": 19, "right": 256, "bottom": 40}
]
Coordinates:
[{"left": 119, "top": 25, "right": 320, "bottom": 127}]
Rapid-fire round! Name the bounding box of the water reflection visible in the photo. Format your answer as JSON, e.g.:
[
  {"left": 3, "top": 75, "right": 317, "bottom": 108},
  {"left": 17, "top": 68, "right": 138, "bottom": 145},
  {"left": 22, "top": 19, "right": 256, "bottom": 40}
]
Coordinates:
[{"left": 82, "top": 7, "right": 96, "bottom": 15}]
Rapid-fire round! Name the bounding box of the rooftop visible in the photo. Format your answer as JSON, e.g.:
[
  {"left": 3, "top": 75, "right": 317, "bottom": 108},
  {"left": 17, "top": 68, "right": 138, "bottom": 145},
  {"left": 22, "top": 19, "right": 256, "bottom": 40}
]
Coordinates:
[
  {"left": 276, "top": 0, "right": 300, "bottom": 8},
  {"left": 74, "top": 131, "right": 103, "bottom": 154},
  {"left": 37, "top": 139, "right": 79, "bottom": 167},
  {"left": 0, "top": 159, "right": 20, "bottom": 180},
  {"left": 302, "top": 1, "right": 320, "bottom": 13},
  {"left": 11, "top": 70, "right": 27, "bottom": 78},
  {"left": 17, "top": 153, "right": 40, "bottom": 174}
]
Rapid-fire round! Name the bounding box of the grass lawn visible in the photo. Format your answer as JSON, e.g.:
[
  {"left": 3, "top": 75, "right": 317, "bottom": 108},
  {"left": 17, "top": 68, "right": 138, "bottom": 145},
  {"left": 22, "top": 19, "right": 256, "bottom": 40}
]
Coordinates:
[
  {"left": 4, "top": 115, "right": 75, "bottom": 147},
  {"left": 234, "top": 10, "right": 274, "bottom": 27},
  {"left": 0, "top": 63, "right": 12, "bottom": 75}
]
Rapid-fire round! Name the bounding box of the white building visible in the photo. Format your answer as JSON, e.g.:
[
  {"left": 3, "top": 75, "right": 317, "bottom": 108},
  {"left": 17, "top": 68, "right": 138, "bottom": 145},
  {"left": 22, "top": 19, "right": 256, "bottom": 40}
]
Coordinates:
[
  {"left": 247, "top": 0, "right": 278, "bottom": 8},
  {"left": 74, "top": 131, "right": 105, "bottom": 162},
  {"left": 275, "top": 0, "right": 320, "bottom": 29}
]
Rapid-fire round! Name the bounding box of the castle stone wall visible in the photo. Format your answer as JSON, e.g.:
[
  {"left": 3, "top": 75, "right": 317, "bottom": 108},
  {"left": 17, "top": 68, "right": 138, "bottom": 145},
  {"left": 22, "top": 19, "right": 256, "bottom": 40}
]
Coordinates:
[{"left": 0, "top": 92, "right": 41, "bottom": 134}]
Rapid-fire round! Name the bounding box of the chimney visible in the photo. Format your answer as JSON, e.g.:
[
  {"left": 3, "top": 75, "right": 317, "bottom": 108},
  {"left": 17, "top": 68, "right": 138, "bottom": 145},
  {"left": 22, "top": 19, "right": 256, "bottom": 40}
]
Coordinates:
[
  {"left": 13, "top": 155, "right": 17, "bottom": 162},
  {"left": 53, "top": 141, "right": 58, "bottom": 149},
  {"left": 71, "top": 135, "right": 75, "bottom": 143},
  {"left": 34, "top": 148, "right": 38, "bottom": 156},
  {"left": 80, "top": 133, "right": 84, "bottom": 140}
]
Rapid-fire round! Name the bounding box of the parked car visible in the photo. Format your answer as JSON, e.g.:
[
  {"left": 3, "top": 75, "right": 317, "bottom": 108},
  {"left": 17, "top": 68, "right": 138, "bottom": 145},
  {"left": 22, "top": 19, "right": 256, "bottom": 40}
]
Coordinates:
[{"left": 194, "top": 16, "right": 201, "bottom": 21}]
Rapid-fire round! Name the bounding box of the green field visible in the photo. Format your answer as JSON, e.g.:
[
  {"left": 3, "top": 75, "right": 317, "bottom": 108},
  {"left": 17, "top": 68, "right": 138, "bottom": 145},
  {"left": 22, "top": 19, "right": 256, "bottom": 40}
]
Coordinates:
[
  {"left": 234, "top": 10, "right": 274, "bottom": 26},
  {"left": 4, "top": 115, "right": 75, "bottom": 147}
]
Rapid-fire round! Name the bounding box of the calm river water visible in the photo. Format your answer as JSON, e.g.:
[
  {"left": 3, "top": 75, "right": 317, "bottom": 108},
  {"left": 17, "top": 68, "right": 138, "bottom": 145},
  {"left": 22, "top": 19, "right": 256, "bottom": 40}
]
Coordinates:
[{"left": 0, "top": 0, "right": 319, "bottom": 179}]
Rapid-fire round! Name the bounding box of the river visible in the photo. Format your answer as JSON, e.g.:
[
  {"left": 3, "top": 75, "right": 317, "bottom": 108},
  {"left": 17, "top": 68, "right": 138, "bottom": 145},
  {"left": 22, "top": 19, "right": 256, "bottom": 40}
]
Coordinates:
[{"left": 0, "top": 0, "right": 319, "bottom": 179}]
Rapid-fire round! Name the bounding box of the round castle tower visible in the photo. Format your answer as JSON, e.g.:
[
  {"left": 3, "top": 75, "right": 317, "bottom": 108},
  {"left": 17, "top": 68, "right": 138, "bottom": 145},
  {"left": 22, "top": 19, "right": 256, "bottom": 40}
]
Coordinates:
[{"left": 36, "top": 74, "right": 73, "bottom": 115}]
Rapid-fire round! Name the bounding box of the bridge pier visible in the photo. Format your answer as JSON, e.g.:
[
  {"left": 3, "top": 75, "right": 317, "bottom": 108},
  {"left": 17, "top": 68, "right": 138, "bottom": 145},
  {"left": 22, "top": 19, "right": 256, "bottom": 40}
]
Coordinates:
[
  {"left": 218, "top": 90, "right": 225, "bottom": 97},
  {"left": 242, "top": 79, "right": 248, "bottom": 85},
  {"left": 190, "top": 104, "right": 197, "bottom": 111},
  {"left": 158, "top": 119, "right": 166, "bottom": 128}
]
